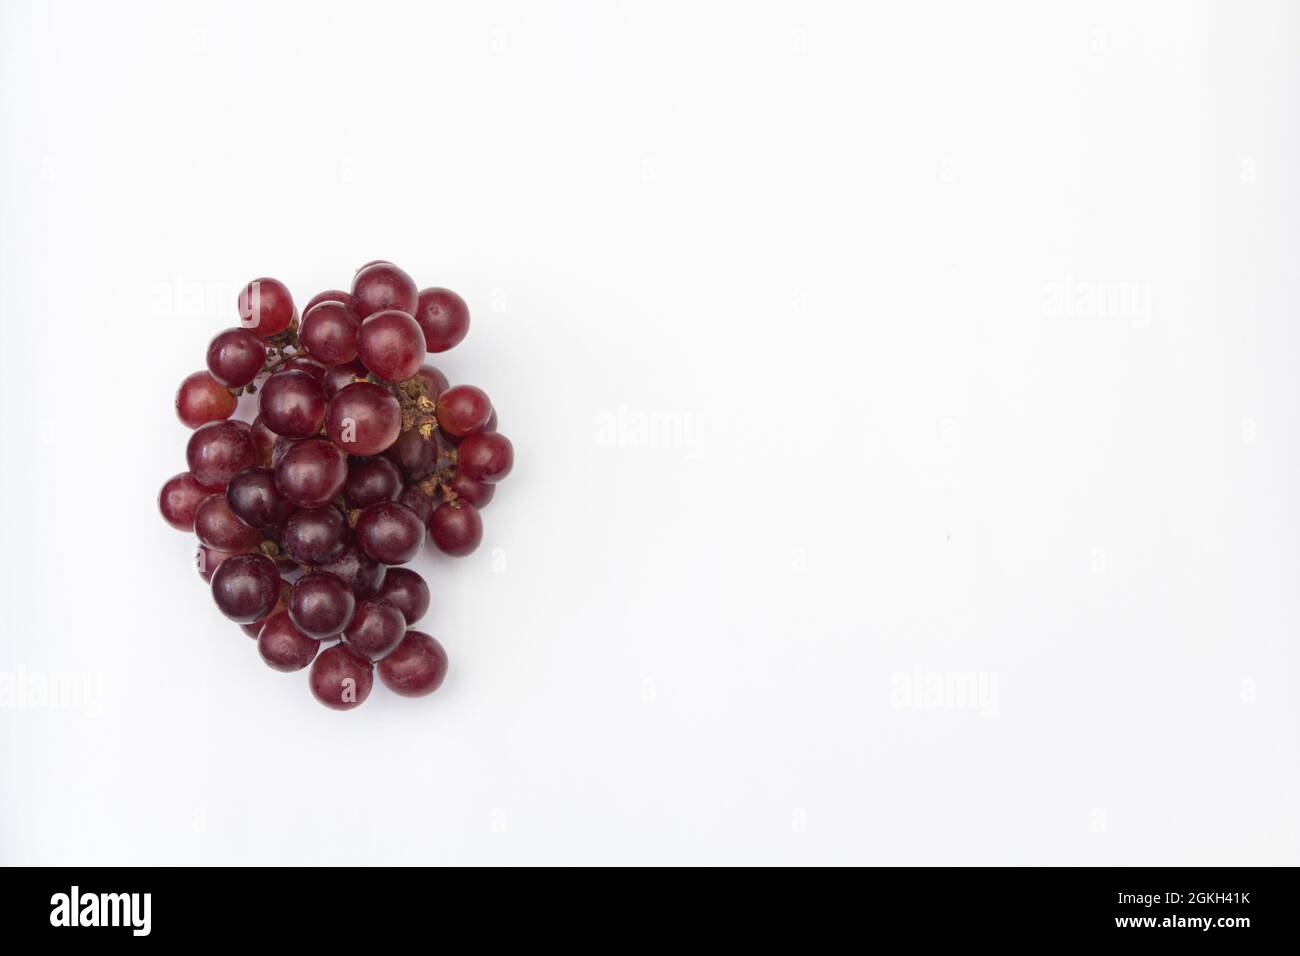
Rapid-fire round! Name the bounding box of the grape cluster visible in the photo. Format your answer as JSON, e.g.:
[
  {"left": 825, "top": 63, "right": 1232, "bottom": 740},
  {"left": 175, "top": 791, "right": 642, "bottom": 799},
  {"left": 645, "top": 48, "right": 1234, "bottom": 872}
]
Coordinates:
[{"left": 158, "top": 261, "right": 514, "bottom": 711}]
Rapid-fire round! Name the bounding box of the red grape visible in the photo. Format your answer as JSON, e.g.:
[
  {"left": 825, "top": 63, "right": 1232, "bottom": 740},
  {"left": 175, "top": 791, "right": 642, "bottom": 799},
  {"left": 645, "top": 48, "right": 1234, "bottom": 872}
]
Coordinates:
[
  {"left": 325, "top": 382, "right": 401, "bottom": 455},
  {"left": 416, "top": 364, "right": 449, "bottom": 399},
  {"left": 351, "top": 261, "right": 417, "bottom": 319},
  {"left": 342, "top": 599, "right": 405, "bottom": 660},
  {"left": 275, "top": 438, "right": 347, "bottom": 508},
  {"left": 281, "top": 356, "right": 326, "bottom": 381},
  {"left": 187, "top": 420, "right": 257, "bottom": 490},
  {"left": 382, "top": 427, "right": 435, "bottom": 480},
  {"left": 413, "top": 287, "right": 470, "bottom": 353},
  {"left": 318, "top": 543, "right": 385, "bottom": 598},
  {"left": 250, "top": 415, "right": 277, "bottom": 466},
  {"left": 428, "top": 501, "right": 482, "bottom": 556},
  {"left": 257, "top": 610, "right": 319, "bottom": 671},
  {"left": 373, "top": 567, "right": 430, "bottom": 625},
  {"left": 397, "top": 485, "right": 434, "bottom": 524},
  {"left": 303, "top": 289, "right": 352, "bottom": 314},
  {"left": 300, "top": 300, "right": 360, "bottom": 365},
  {"left": 344, "top": 456, "right": 403, "bottom": 508},
  {"left": 447, "top": 469, "right": 495, "bottom": 509},
  {"left": 211, "top": 553, "right": 281, "bottom": 623},
  {"left": 238, "top": 277, "right": 295, "bottom": 339},
  {"left": 355, "top": 309, "right": 426, "bottom": 382},
  {"left": 258, "top": 368, "right": 328, "bottom": 439},
  {"left": 226, "top": 467, "right": 292, "bottom": 530},
  {"left": 355, "top": 501, "right": 424, "bottom": 564},
  {"left": 206, "top": 327, "right": 267, "bottom": 388},
  {"left": 377, "top": 631, "right": 447, "bottom": 697},
  {"left": 195, "top": 545, "right": 237, "bottom": 582},
  {"left": 195, "top": 493, "right": 261, "bottom": 551},
  {"left": 282, "top": 506, "right": 348, "bottom": 565},
  {"left": 310, "top": 643, "right": 373, "bottom": 710},
  {"left": 435, "top": 385, "right": 492, "bottom": 437},
  {"left": 288, "top": 571, "right": 355, "bottom": 639},
  {"left": 322, "top": 359, "right": 366, "bottom": 398},
  {"left": 457, "top": 431, "right": 514, "bottom": 483},
  {"left": 176, "top": 371, "right": 236, "bottom": 428},
  {"left": 159, "top": 472, "right": 209, "bottom": 531}
]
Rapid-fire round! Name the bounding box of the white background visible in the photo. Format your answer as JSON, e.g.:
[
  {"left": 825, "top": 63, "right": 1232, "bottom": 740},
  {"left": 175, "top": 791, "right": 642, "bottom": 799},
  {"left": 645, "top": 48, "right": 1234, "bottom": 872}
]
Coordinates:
[{"left": 1, "top": 0, "right": 1297, "bottom": 865}]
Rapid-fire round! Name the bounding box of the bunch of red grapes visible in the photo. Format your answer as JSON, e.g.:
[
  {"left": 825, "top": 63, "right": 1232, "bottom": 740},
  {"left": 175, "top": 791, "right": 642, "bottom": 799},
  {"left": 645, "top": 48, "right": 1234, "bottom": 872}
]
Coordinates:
[{"left": 158, "top": 261, "right": 514, "bottom": 711}]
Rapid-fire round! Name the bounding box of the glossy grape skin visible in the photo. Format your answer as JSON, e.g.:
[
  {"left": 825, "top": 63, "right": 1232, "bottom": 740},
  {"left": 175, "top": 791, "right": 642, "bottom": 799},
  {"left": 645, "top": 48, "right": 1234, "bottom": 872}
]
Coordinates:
[
  {"left": 300, "top": 300, "right": 359, "bottom": 366},
  {"left": 428, "top": 501, "right": 482, "bottom": 556},
  {"left": 159, "top": 472, "right": 209, "bottom": 531},
  {"left": 325, "top": 382, "right": 401, "bottom": 456},
  {"left": 318, "top": 543, "right": 385, "bottom": 598},
  {"left": 194, "top": 493, "right": 262, "bottom": 551},
  {"left": 186, "top": 420, "right": 257, "bottom": 490},
  {"left": 344, "top": 456, "right": 403, "bottom": 508},
  {"left": 383, "top": 427, "right": 435, "bottom": 480},
  {"left": 373, "top": 567, "right": 430, "bottom": 625},
  {"left": 258, "top": 369, "right": 328, "bottom": 439},
  {"left": 377, "top": 631, "right": 448, "bottom": 697},
  {"left": 211, "top": 553, "right": 281, "bottom": 623},
  {"left": 457, "top": 431, "right": 514, "bottom": 483},
  {"left": 355, "top": 309, "right": 426, "bottom": 382},
  {"left": 447, "top": 469, "right": 495, "bottom": 509},
  {"left": 281, "top": 356, "right": 326, "bottom": 381},
  {"left": 275, "top": 439, "right": 347, "bottom": 508},
  {"left": 250, "top": 416, "right": 277, "bottom": 466},
  {"left": 271, "top": 435, "right": 298, "bottom": 466},
  {"left": 238, "top": 277, "right": 296, "bottom": 339},
  {"left": 288, "top": 571, "right": 355, "bottom": 639},
  {"left": 350, "top": 261, "right": 418, "bottom": 320},
  {"left": 414, "top": 287, "right": 470, "bottom": 353},
  {"left": 195, "top": 545, "right": 237, "bottom": 582},
  {"left": 176, "top": 371, "right": 236, "bottom": 428},
  {"left": 225, "top": 467, "right": 292, "bottom": 530},
  {"left": 206, "top": 327, "right": 267, "bottom": 388},
  {"left": 282, "top": 506, "right": 348, "bottom": 565},
  {"left": 397, "top": 485, "right": 434, "bottom": 524},
  {"left": 435, "top": 384, "right": 492, "bottom": 437},
  {"left": 322, "top": 359, "right": 366, "bottom": 398},
  {"left": 310, "top": 644, "right": 373, "bottom": 711},
  {"left": 303, "top": 289, "right": 352, "bottom": 314},
  {"left": 342, "top": 599, "right": 405, "bottom": 660},
  {"left": 241, "top": 596, "right": 286, "bottom": 637},
  {"left": 355, "top": 501, "right": 425, "bottom": 564},
  {"left": 257, "top": 610, "right": 319, "bottom": 671}
]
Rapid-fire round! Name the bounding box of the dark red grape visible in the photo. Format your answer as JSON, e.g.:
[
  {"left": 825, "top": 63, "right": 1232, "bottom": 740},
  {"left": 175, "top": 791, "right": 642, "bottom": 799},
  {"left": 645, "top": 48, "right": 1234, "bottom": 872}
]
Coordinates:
[
  {"left": 325, "top": 382, "right": 401, "bottom": 456},
  {"left": 288, "top": 571, "right": 355, "bottom": 639},
  {"left": 413, "top": 287, "right": 470, "bottom": 353},
  {"left": 355, "top": 309, "right": 425, "bottom": 382},
  {"left": 342, "top": 599, "right": 405, "bottom": 660},
  {"left": 322, "top": 359, "right": 366, "bottom": 398},
  {"left": 416, "top": 364, "right": 449, "bottom": 399},
  {"left": 257, "top": 610, "right": 319, "bottom": 671},
  {"left": 206, "top": 327, "right": 267, "bottom": 388},
  {"left": 250, "top": 415, "right": 277, "bottom": 466},
  {"left": 159, "top": 472, "right": 209, "bottom": 531},
  {"left": 282, "top": 506, "right": 348, "bottom": 565},
  {"left": 382, "top": 427, "right": 435, "bottom": 479},
  {"left": 377, "top": 631, "right": 447, "bottom": 697},
  {"left": 373, "top": 567, "right": 429, "bottom": 625},
  {"left": 241, "top": 596, "right": 286, "bottom": 637},
  {"left": 397, "top": 485, "right": 434, "bottom": 524},
  {"left": 258, "top": 369, "right": 327, "bottom": 439},
  {"left": 435, "top": 384, "right": 492, "bottom": 437},
  {"left": 195, "top": 545, "right": 237, "bottom": 582},
  {"left": 238, "top": 277, "right": 295, "bottom": 339},
  {"left": 355, "top": 501, "right": 424, "bottom": 564},
  {"left": 275, "top": 439, "right": 347, "bottom": 508},
  {"left": 300, "top": 300, "right": 359, "bottom": 365},
  {"left": 187, "top": 420, "right": 257, "bottom": 490},
  {"left": 350, "top": 261, "right": 417, "bottom": 320},
  {"left": 310, "top": 643, "right": 373, "bottom": 711},
  {"left": 344, "top": 456, "right": 403, "bottom": 508},
  {"left": 226, "top": 467, "right": 292, "bottom": 529},
  {"left": 447, "top": 469, "right": 495, "bottom": 509},
  {"left": 303, "top": 289, "right": 352, "bottom": 314},
  {"left": 195, "top": 493, "right": 262, "bottom": 551},
  {"left": 211, "top": 553, "right": 281, "bottom": 623},
  {"left": 281, "top": 356, "right": 326, "bottom": 381},
  {"left": 271, "top": 435, "right": 298, "bottom": 466},
  {"left": 428, "top": 501, "right": 482, "bottom": 556},
  {"left": 457, "top": 431, "right": 514, "bottom": 483},
  {"left": 176, "top": 371, "right": 236, "bottom": 429},
  {"left": 317, "top": 543, "right": 385, "bottom": 598}
]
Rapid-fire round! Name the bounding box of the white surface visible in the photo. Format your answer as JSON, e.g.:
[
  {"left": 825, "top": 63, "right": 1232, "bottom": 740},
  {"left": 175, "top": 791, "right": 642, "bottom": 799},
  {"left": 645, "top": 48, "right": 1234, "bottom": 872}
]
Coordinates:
[{"left": 1, "top": 0, "right": 1297, "bottom": 866}]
